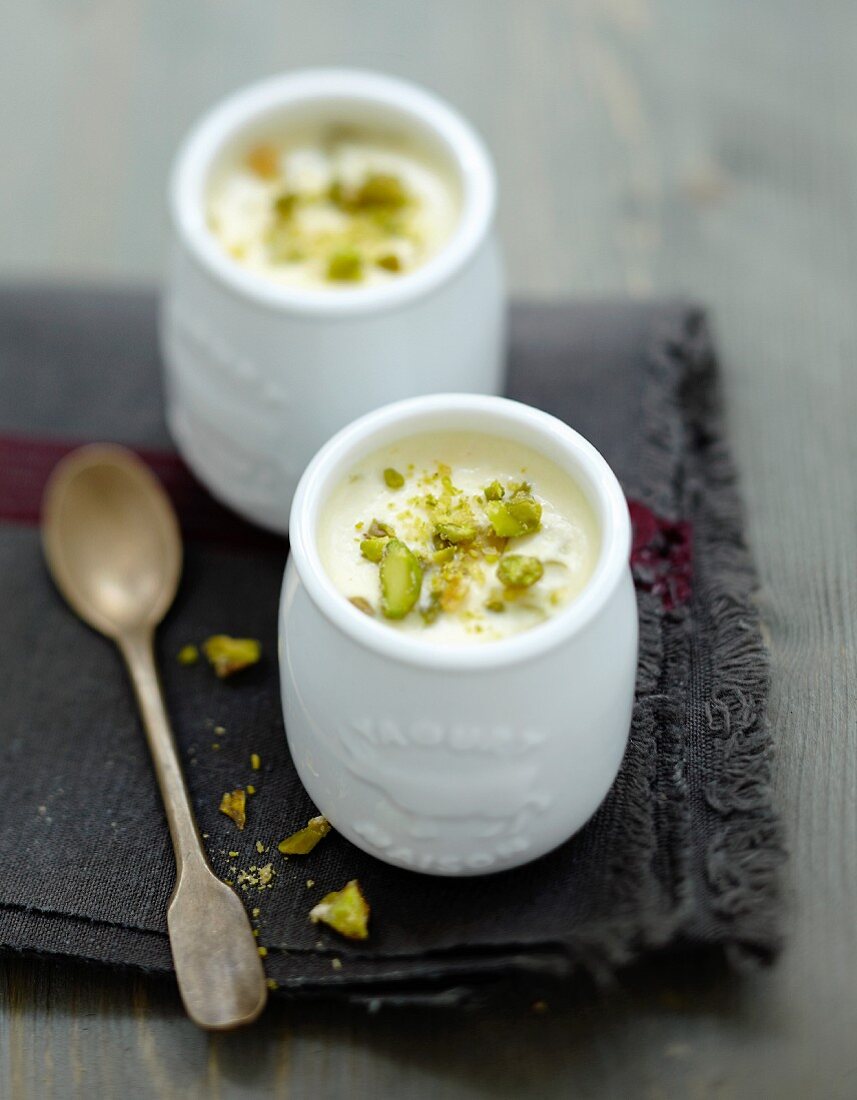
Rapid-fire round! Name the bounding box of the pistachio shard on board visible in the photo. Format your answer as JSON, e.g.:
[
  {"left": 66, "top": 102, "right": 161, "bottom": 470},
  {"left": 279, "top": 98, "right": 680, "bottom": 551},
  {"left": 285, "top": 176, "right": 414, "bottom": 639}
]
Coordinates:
[
  {"left": 380, "top": 539, "right": 423, "bottom": 619},
  {"left": 219, "top": 789, "right": 247, "bottom": 830},
  {"left": 278, "top": 815, "right": 332, "bottom": 856},
  {"left": 203, "top": 635, "right": 262, "bottom": 678},
  {"left": 309, "top": 879, "right": 370, "bottom": 941},
  {"left": 177, "top": 644, "right": 199, "bottom": 666}
]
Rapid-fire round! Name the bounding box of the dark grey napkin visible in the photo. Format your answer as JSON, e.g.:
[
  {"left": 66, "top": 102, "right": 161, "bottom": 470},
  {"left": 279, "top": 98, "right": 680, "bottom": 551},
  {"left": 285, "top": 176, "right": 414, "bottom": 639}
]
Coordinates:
[{"left": 0, "top": 287, "right": 784, "bottom": 1000}]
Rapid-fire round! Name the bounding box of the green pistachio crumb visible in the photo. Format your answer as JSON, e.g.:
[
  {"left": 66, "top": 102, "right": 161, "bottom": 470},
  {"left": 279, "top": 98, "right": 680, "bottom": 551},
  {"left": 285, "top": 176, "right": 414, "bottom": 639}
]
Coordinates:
[
  {"left": 360, "top": 537, "right": 388, "bottom": 563},
  {"left": 355, "top": 173, "right": 408, "bottom": 210},
  {"left": 383, "top": 467, "right": 405, "bottom": 489},
  {"left": 435, "top": 520, "right": 477, "bottom": 544},
  {"left": 497, "top": 555, "right": 544, "bottom": 588},
  {"left": 177, "top": 644, "right": 199, "bottom": 666},
  {"left": 484, "top": 480, "right": 505, "bottom": 501},
  {"left": 278, "top": 815, "right": 331, "bottom": 855},
  {"left": 366, "top": 519, "right": 395, "bottom": 538},
  {"left": 380, "top": 539, "right": 423, "bottom": 620},
  {"left": 432, "top": 545, "right": 457, "bottom": 566},
  {"left": 273, "top": 191, "right": 298, "bottom": 218},
  {"left": 326, "top": 247, "right": 364, "bottom": 282},
  {"left": 376, "top": 252, "right": 402, "bottom": 272},
  {"left": 485, "top": 598, "right": 506, "bottom": 613},
  {"left": 485, "top": 492, "right": 542, "bottom": 538},
  {"left": 309, "top": 879, "right": 370, "bottom": 940}
]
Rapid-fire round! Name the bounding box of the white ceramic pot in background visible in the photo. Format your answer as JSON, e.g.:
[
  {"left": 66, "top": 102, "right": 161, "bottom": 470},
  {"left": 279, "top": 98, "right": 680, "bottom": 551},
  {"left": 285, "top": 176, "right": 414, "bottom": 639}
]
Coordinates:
[
  {"left": 160, "top": 69, "right": 505, "bottom": 533},
  {"left": 280, "top": 394, "right": 638, "bottom": 877}
]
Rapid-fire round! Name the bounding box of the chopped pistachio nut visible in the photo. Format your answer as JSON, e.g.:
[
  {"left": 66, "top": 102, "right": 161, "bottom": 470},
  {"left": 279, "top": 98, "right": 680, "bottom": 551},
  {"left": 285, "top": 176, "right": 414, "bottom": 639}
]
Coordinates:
[
  {"left": 348, "top": 595, "right": 375, "bottom": 616},
  {"left": 431, "top": 545, "right": 456, "bottom": 566},
  {"left": 278, "top": 815, "right": 332, "bottom": 855},
  {"left": 376, "top": 252, "right": 402, "bottom": 272},
  {"left": 219, "top": 789, "right": 247, "bottom": 830},
  {"left": 379, "top": 539, "right": 423, "bottom": 619},
  {"left": 326, "top": 247, "right": 364, "bottom": 282},
  {"left": 202, "top": 635, "right": 262, "bottom": 678},
  {"left": 258, "top": 945, "right": 268, "bottom": 958},
  {"left": 246, "top": 784, "right": 256, "bottom": 795},
  {"left": 485, "top": 597, "right": 506, "bottom": 613},
  {"left": 383, "top": 467, "right": 405, "bottom": 489},
  {"left": 497, "top": 554, "right": 544, "bottom": 588},
  {"left": 309, "top": 879, "right": 370, "bottom": 941},
  {"left": 360, "top": 537, "right": 388, "bottom": 563},
  {"left": 435, "top": 519, "right": 477, "bottom": 544},
  {"left": 485, "top": 492, "right": 542, "bottom": 538},
  {"left": 353, "top": 173, "right": 408, "bottom": 210},
  {"left": 273, "top": 191, "right": 297, "bottom": 218},
  {"left": 177, "top": 644, "right": 199, "bottom": 666},
  {"left": 484, "top": 480, "right": 505, "bottom": 501},
  {"left": 250, "top": 753, "right": 261, "bottom": 771},
  {"left": 267, "top": 979, "right": 279, "bottom": 991},
  {"left": 367, "top": 518, "right": 395, "bottom": 538}
]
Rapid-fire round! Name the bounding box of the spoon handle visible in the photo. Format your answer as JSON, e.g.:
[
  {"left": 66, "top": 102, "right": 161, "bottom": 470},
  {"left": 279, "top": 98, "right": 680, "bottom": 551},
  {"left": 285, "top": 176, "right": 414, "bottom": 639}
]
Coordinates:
[
  {"left": 120, "top": 629, "right": 208, "bottom": 871},
  {"left": 119, "top": 629, "right": 267, "bottom": 1029}
]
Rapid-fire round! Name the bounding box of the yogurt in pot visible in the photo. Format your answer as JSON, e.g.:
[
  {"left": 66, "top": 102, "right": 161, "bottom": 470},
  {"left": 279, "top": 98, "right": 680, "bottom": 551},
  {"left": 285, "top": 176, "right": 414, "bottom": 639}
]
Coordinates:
[
  {"left": 207, "top": 130, "right": 460, "bottom": 289},
  {"left": 318, "top": 431, "right": 600, "bottom": 644}
]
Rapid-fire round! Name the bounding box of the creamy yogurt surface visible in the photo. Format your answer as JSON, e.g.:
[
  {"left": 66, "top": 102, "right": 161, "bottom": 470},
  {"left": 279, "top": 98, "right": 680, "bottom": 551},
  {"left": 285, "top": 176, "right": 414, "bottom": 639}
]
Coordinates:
[
  {"left": 318, "top": 432, "right": 601, "bottom": 645},
  {"left": 206, "top": 129, "right": 459, "bottom": 289}
]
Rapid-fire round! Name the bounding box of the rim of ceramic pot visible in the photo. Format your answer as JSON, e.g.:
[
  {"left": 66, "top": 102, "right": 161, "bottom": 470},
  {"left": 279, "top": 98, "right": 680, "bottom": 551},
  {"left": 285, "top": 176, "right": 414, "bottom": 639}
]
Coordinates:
[{"left": 287, "top": 393, "right": 632, "bottom": 672}]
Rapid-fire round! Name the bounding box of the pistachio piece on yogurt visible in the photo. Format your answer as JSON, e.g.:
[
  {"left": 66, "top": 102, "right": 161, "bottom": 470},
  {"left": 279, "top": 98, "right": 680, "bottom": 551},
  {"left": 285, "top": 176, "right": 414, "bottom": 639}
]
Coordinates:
[
  {"left": 383, "top": 467, "right": 405, "bottom": 489},
  {"left": 366, "top": 518, "right": 395, "bottom": 539},
  {"left": 379, "top": 539, "right": 423, "bottom": 619},
  {"left": 485, "top": 491, "right": 542, "bottom": 538},
  {"left": 483, "top": 480, "right": 505, "bottom": 501},
  {"left": 435, "top": 519, "right": 477, "bottom": 545},
  {"left": 326, "top": 247, "right": 364, "bottom": 282},
  {"left": 497, "top": 555, "right": 544, "bottom": 588},
  {"left": 359, "top": 537, "right": 388, "bottom": 563}
]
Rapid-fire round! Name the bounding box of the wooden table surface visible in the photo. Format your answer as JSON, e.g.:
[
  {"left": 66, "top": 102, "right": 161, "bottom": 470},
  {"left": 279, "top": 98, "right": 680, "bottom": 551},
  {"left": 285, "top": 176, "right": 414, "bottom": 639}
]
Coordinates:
[{"left": 1, "top": 1, "right": 855, "bottom": 1096}]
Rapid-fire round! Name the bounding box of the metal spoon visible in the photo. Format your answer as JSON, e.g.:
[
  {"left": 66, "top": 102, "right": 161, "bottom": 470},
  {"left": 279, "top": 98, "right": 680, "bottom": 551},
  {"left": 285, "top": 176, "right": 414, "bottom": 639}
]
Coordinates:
[{"left": 42, "top": 444, "right": 267, "bottom": 1030}]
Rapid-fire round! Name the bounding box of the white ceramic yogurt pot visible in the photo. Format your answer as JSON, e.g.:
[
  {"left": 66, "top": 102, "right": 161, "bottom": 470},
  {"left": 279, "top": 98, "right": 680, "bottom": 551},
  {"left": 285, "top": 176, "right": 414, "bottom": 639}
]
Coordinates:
[
  {"left": 280, "top": 394, "right": 638, "bottom": 876},
  {"left": 161, "top": 69, "right": 504, "bottom": 533}
]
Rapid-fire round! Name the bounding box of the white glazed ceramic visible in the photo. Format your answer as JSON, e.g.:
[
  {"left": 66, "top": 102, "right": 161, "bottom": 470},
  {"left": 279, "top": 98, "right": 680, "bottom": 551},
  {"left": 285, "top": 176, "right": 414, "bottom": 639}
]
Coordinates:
[
  {"left": 161, "top": 69, "right": 504, "bottom": 533},
  {"left": 280, "top": 394, "right": 638, "bottom": 876}
]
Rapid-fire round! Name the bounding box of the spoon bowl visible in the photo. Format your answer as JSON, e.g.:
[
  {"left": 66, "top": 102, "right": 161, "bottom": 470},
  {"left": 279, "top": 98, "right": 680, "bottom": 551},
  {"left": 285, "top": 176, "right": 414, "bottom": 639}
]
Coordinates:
[{"left": 42, "top": 445, "right": 181, "bottom": 638}]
